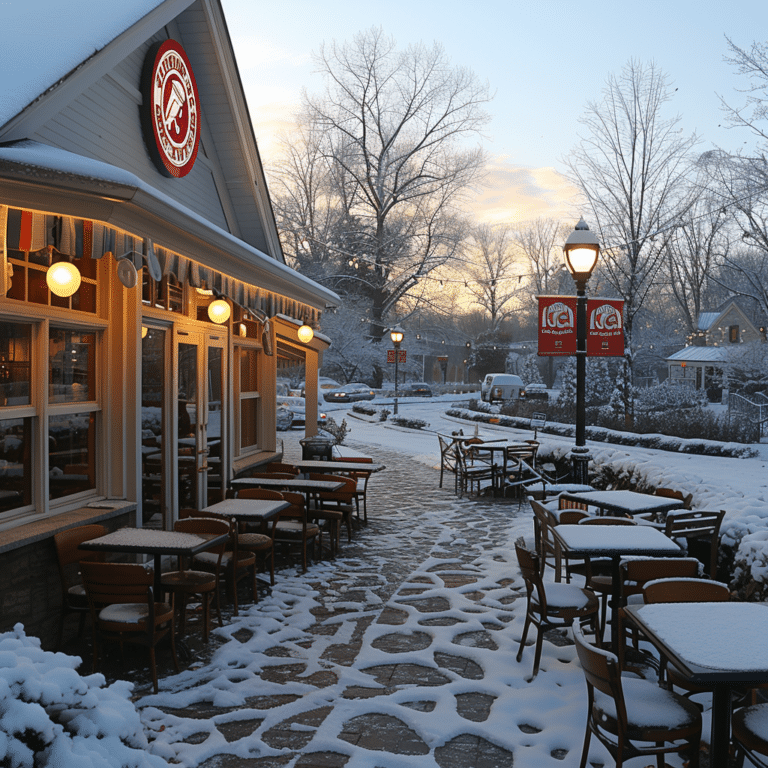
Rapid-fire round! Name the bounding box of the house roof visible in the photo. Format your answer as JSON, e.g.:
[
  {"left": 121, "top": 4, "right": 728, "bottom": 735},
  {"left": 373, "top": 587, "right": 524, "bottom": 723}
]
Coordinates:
[
  {"left": 666, "top": 346, "right": 728, "bottom": 363},
  {"left": 0, "top": 0, "right": 166, "bottom": 130},
  {"left": 697, "top": 312, "right": 720, "bottom": 332}
]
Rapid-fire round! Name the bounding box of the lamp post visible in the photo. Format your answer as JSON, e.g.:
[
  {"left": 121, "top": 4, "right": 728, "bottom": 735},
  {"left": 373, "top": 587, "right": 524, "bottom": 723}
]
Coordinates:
[
  {"left": 563, "top": 218, "right": 600, "bottom": 485},
  {"left": 390, "top": 326, "right": 404, "bottom": 415}
]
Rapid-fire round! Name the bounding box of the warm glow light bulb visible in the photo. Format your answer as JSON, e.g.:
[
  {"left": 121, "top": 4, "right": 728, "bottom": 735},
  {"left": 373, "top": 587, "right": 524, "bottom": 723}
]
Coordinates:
[
  {"left": 46, "top": 262, "right": 81, "bottom": 297},
  {"left": 297, "top": 324, "right": 314, "bottom": 343},
  {"left": 141, "top": 326, "right": 149, "bottom": 339},
  {"left": 208, "top": 299, "right": 231, "bottom": 324}
]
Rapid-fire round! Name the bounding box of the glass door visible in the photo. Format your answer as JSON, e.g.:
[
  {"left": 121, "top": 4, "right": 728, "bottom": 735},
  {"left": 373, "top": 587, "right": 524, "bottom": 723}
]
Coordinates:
[{"left": 175, "top": 329, "right": 227, "bottom": 513}]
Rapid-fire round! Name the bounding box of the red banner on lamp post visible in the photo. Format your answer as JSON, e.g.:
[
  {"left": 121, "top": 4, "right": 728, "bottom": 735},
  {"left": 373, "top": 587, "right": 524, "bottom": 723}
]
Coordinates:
[
  {"left": 537, "top": 296, "right": 577, "bottom": 355},
  {"left": 586, "top": 299, "right": 625, "bottom": 356},
  {"left": 387, "top": 349, "right": 406, "bottom": 363}
]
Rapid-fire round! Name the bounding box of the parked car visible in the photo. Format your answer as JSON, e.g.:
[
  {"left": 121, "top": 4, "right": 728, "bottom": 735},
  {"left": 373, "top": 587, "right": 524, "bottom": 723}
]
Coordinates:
[
  {"left": 523, "top": 383, "right": 548, "bottom": 401},
  {"left": 323, "top": 383, "right": 376, "bottom": 402},
  {"left": 480, "top": 373, "right": 525, "bottom": 403},
  {"left": 276, "top": 405, "right": 294, "bottom": 431},
  {"left": 277, "top": 395, "right": 328, "bottom": 428},
  {"left": 406, "top": 382, "right": 433, "bottom": 397},
  {"left": 300, "top": 376, "right": 341, "bottom": 398}
]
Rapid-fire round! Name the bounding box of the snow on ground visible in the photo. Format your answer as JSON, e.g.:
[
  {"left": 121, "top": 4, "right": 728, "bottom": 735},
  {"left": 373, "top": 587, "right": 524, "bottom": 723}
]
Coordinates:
[{"left": 4, "top": 392, "right": 767, "bottom": 766}]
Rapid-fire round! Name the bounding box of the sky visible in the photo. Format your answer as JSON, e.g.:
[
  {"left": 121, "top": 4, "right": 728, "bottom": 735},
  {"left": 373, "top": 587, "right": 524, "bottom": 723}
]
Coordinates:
[{"left": 221, "top": 0, "right": 768, "bottom": 226}]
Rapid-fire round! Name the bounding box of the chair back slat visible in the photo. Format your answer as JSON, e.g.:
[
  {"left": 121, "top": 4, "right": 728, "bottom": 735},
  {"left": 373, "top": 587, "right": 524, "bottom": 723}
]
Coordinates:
[
  {"left": 578, "top": 516, "right": 636, "bottom": 525},
  {"left": 236, "top": 488, "right": 285, "bottom": 501},
  {"left": 643, "top": 577, "right": 730, "bottom": 604}
]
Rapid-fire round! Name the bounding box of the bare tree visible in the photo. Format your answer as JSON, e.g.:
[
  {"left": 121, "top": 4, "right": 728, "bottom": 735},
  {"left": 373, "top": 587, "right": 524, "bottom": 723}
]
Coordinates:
[
  {"left": 463, "top": 224, "right": 524, "bottom": 331},
  {"left": 302, "top": 27, "right": 491, "bottom": 340},
  {"left": 565, "top": 59, "right": 699, "bottom": 420},
  {"left": 664, "top": 178, "right": 729, "bottom": 334},
  {"left": 719, "top": 37, "right": 768, "bottom": 144},
  {"left": 513, "top": 218, "right": 570, "bottom": 295}
]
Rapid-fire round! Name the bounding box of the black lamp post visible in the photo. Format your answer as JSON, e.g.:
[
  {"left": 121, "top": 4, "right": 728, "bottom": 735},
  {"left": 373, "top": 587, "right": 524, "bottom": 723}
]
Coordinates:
[
  {"left": 563, "top": 218, "right": 600, "bottom": 485},
  {"left": 390, "top": 326, "right": 404, "bottom": 415}
]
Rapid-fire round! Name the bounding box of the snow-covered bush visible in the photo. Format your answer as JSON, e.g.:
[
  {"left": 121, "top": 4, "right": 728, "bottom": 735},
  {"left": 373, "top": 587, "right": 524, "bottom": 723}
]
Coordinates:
[
  {"left": 635, "top": 381, "right": 708, "bottom": 412},
  {"left": 390, "top": 416, "right": 429, "bottom": 430},
  {"left": 0, "top": 624, "right": 168, "bottom": 768}
]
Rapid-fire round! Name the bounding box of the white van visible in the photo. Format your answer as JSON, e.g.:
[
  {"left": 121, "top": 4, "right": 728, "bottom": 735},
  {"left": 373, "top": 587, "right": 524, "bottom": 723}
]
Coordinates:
[{"left": 481, "top": 373, "right": 525, "bottom": 403}]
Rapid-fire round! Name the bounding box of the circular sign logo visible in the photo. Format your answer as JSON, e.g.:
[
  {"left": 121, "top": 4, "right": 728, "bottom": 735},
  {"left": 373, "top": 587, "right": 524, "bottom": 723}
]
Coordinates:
[{"left": 141, "top": 40, "right": 201, "bottom": 178}]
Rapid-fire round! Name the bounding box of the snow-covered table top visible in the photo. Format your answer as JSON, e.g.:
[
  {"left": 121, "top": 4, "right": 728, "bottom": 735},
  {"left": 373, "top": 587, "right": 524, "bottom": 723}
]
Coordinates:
[
  {"left": 203, "top": 499, "right": 289, "bottom": 521},
  {"left": 627, "top": 602, "right": 768, "bottom": 674},
  {"left": 559, "top": 490, "right": 684, "bottom": 516},
  {"left": 552, "top": 524, "right": 682, "bottom": 556},
  {"left": 79, "top": 527, "right": 227, "bottom": 555}
]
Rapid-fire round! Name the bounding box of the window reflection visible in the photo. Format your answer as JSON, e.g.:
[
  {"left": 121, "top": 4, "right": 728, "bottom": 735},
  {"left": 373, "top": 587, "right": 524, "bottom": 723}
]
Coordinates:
[
  {"left": 240, "top": 348, "right": 258, "bottom": 392},
  {"left": 48, "top": 412, "right": 95, "bottom": 500},
  {"left": 0, "top": 323, "right": 31, "bottom": 407},
  {"left": 142, "top": 328, "right": 165, "bottom": 524},
  {"left": 0, "top": 417, "right": 32, "bottom": 513},
  {"left": 240, "top": 399, "right": 258, "bottom": 449},
  {"left": 49, "top": 329, "right": 95, "bottom": 403}
]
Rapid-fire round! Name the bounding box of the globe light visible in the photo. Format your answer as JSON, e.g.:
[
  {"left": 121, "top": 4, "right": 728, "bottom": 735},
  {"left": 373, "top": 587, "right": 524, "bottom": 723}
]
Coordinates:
[
  {"left": 297, "top": 324, "right": 314, "bottom": 343},
  {"left": 46, "top": 262, "right": 81, "bottom": 297},
  {"left": 563, "top": 218, "right": 600, "bottom": 290},
  {"left": 389, "top": 326, "right": 404, "bottom": 346},
  {"left": 208, "top": 299, "right": 231, "bottom": 324}
]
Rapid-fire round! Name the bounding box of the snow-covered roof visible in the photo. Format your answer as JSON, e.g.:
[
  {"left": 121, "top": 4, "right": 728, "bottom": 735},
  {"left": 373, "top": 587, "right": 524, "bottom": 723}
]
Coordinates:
[
  {"left": 697, "top": 311, "right": 719, "bottom": 331},
  {"left": 666, "top": 345, "right": 728, "bottom": 363},
  {"left": 0, "top": 1, "right": 166, "bottom": 129},
  {"left": 0, "top": 140, "right": 339, "bottom": 309}
]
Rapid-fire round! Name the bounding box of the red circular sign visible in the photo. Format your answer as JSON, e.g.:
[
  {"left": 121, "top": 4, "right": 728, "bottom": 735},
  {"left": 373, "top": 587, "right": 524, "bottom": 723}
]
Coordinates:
[{"left": 141, "top": 40, "right": 201, "bottom": 178}]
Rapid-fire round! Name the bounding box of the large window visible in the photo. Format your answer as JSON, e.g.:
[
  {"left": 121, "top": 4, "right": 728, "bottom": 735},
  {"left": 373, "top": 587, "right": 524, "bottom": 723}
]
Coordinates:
[
  {"left": 0, "top": 320, "right": 101, "bottom": 518},
  {"left": 236, "top": 345, "right": 260, "bottom": 452}
]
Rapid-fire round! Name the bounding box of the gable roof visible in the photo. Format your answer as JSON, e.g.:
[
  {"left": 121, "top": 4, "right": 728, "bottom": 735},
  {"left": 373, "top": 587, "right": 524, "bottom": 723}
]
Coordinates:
[
  {"left": 666, "top": 346, "right": 727, "bottom": 364},
  {"left": 0, "top": 0, "right": 167, "bottom": 131}
]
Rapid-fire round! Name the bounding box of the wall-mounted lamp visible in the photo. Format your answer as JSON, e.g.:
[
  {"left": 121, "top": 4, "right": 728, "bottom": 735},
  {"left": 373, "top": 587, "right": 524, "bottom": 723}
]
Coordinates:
[
  {"left": 208, "top": 299, "right": 231, "bottom": 324},
  {"left": 46, "top": 262, "right": 81, "bottom": 297},
  {"left": 298, "top": 323, "right": 314, "bottom": 343},
  {"left": 141, "top": 326, "right": 149, "bottom": 339}
]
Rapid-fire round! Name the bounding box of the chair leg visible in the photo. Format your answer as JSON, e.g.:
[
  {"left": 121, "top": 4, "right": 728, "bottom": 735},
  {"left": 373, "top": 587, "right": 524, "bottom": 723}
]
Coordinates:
[
  {"left": 530, "top": 629, "right": 545, "bottom": 681},
  {"left": 578, "top": 721, "right": 592, "bottom": 768},
  {"left": 516, "top": 615, "right": 531, "bottom": 662}
]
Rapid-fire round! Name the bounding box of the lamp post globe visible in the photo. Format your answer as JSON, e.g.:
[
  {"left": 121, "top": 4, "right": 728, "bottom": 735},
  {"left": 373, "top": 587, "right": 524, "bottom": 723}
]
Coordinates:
[
  {"left": 389, "top": 326, "right": 405, "bottom": 414},
  {"left": 563, "top": 218, "right": 600, "bottom": 485}
]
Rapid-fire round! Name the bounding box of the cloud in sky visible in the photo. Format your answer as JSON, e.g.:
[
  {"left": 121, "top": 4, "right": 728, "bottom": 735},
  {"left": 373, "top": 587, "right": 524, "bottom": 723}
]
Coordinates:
[{"left": 466, "top": 156, "right": 581, "bottom": 226}]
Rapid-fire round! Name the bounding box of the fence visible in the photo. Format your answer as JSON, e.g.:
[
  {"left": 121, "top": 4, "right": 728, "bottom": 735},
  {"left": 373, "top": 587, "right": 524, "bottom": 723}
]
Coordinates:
[{"left": 729, "top": 392, "right": 768, "bottom": 440}]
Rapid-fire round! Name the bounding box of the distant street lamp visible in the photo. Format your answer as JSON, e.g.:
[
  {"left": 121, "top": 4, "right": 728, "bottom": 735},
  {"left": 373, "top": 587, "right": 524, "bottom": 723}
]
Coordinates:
[
  {"left": 563, "top": 218, "right": 600, "bottom": 485},
  {"left": 390, "top": 326, "right": 405, "bottom": 415}
]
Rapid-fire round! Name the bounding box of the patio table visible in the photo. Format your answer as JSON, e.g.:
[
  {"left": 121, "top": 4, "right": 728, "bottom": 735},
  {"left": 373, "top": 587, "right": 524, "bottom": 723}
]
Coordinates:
[
  {"left": 79, "top": 527, "right": 229, "bottom": 598},
  {"left": 623, "top": 602, "right": 768, "bottom": 767},
  {"left": 559, "top": 489, "right": 684, "bottom": 521},
  {"left": 230, "top": 477, "right": 343, "bottom": 508},
  {"left": 551, "top": 524, "right": 682, "bottom": 653},
  {"left": 293, "top": 459, "right": 386, "bottom": 474},
  {"left": 203, "top": 498, "right": 289, "bottom": 525}
]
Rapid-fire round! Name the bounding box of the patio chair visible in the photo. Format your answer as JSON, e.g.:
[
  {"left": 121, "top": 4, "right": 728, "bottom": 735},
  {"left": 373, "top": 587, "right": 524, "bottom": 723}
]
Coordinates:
[
  {"left": 308, "top": 473, "right": 356, "bottom": 546},
  {"left": 530, "top": 499, "right": 560, "bottom": 579},
  {"left": 455, "top": 443, "right": 499, "bottom": 497},
  {"left": 229, "top": 488, "right": 279, "bottom": 587},
  {"left": 664, "top": 509, "right": 725, "bottom": 578},
  {"left": 273, "top": 491, "right": 321, "bottom": 572},
  {"left": 514, "top": 539, "right": 599, "bottom": 681},
  {"left": 572, "top": 620, "right": 702, "bottom": 768},
  {"left": 732, "top": 704, "right": 768, "bottom": 768},
  {"left": 80, "top": 561, "right": 179, "bottom": 695},
  {"left": 654, "top": 487, "right": 693, "bottom": 509},
  {"left": 437, "top": 434, "right": 459, "bottom": 490},
  {"left": 160, "top": 517, "right": 228, "bottom": 643},
  {"left": 265, "top": 462, "right": 299, "bottom": 475},
  {"left": 191, "top": 510, "right": 257, "bottom": 615},
  {"left": 333, "top": 456, "right": 373, "bottom": 524},
  {"left": 53, "top": 523, "right": 107, "bottom": 649}
]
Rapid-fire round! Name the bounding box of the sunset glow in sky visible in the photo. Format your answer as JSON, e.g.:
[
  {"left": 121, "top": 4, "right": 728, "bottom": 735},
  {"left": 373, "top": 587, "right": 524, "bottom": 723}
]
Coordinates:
[{"left": 222, "top": 0, "right": 766, "bottom": 225}]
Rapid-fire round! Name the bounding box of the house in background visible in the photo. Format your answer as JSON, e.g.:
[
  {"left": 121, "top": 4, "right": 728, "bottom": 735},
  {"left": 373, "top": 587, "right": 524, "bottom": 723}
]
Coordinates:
[
  {"left": 666, "top": 297, "right": 766, "bottom": 395},
  {"left": 0, "top": 0, "right": 337, "bottom": 645}
]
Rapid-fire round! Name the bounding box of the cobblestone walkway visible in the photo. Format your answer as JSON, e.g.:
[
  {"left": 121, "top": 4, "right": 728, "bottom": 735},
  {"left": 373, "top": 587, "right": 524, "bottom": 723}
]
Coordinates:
[{"left": 111, "top": 436, "right": 579, "bottom": 767}]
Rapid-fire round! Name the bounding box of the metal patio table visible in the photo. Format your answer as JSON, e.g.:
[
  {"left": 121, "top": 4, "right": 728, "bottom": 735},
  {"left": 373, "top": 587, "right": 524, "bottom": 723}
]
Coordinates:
[
  {"left": 229, "top": 477, "right": 344, "bottom": 508},
  {"left": 292, "top": 459, "right": 386, "bottom": 474},
  {"left": 558, "top": 489, "right": 684, "bottom": 521},
  {"left": 551, "top": 524, "right": 682, "bottom": 653},
  {"left": 624, "top": 602, "right": 768, "bottom": 767},
  {"left": 79, "top": 527, "right": 229, "bottom": 598}
]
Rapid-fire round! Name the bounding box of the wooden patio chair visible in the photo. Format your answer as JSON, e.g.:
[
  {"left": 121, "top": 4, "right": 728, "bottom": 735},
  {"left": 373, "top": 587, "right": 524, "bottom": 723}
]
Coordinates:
[
  {"left": 732, "top": 704, "right": 768, "bottom": 768},
  {"left": 160, "top": 517, "right": 228, "bottom": 643},
  {"left": 333, "top": 455, "right": 373, "bottom": 524},
  {"left": 572, "top": 619, "right": 701, "bottom": 768},
  {"left": 308, "top": 473, "right": 356, "bottom": 545},
  {"left": 529, "top": 499, "right": 560, "bottom": 579},
  {"left": 273, "top": 491, "right": 321, "bottom": 572},
  {"left": 455, "top": 443, "right": 499, "bottom": 497},
  {"left": 514, "top": 539, "right": 599, "bottom": 681},
  {"left": 654, "top": 487, "right": 693, "bottom": 509},
  {"left": 81, "top": 561, "right": 179, "bottom": 694},
  {"left": 437, "top": 434, "right": 459, "bottom": 490},
  {"left": 53, "top": 523, "right": 107, "bottom": 649},
  {"left": 229, "top": 488, "right": 280, "bottom": 587},
  {"left": 664, "top": 509, "right": 725, "bottom": 578}
]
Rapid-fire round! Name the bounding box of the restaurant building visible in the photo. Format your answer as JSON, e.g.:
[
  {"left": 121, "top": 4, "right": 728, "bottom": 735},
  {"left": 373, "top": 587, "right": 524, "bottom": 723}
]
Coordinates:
[{"left": 0, "top": 0, "right": 338, "bottom": 644}]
